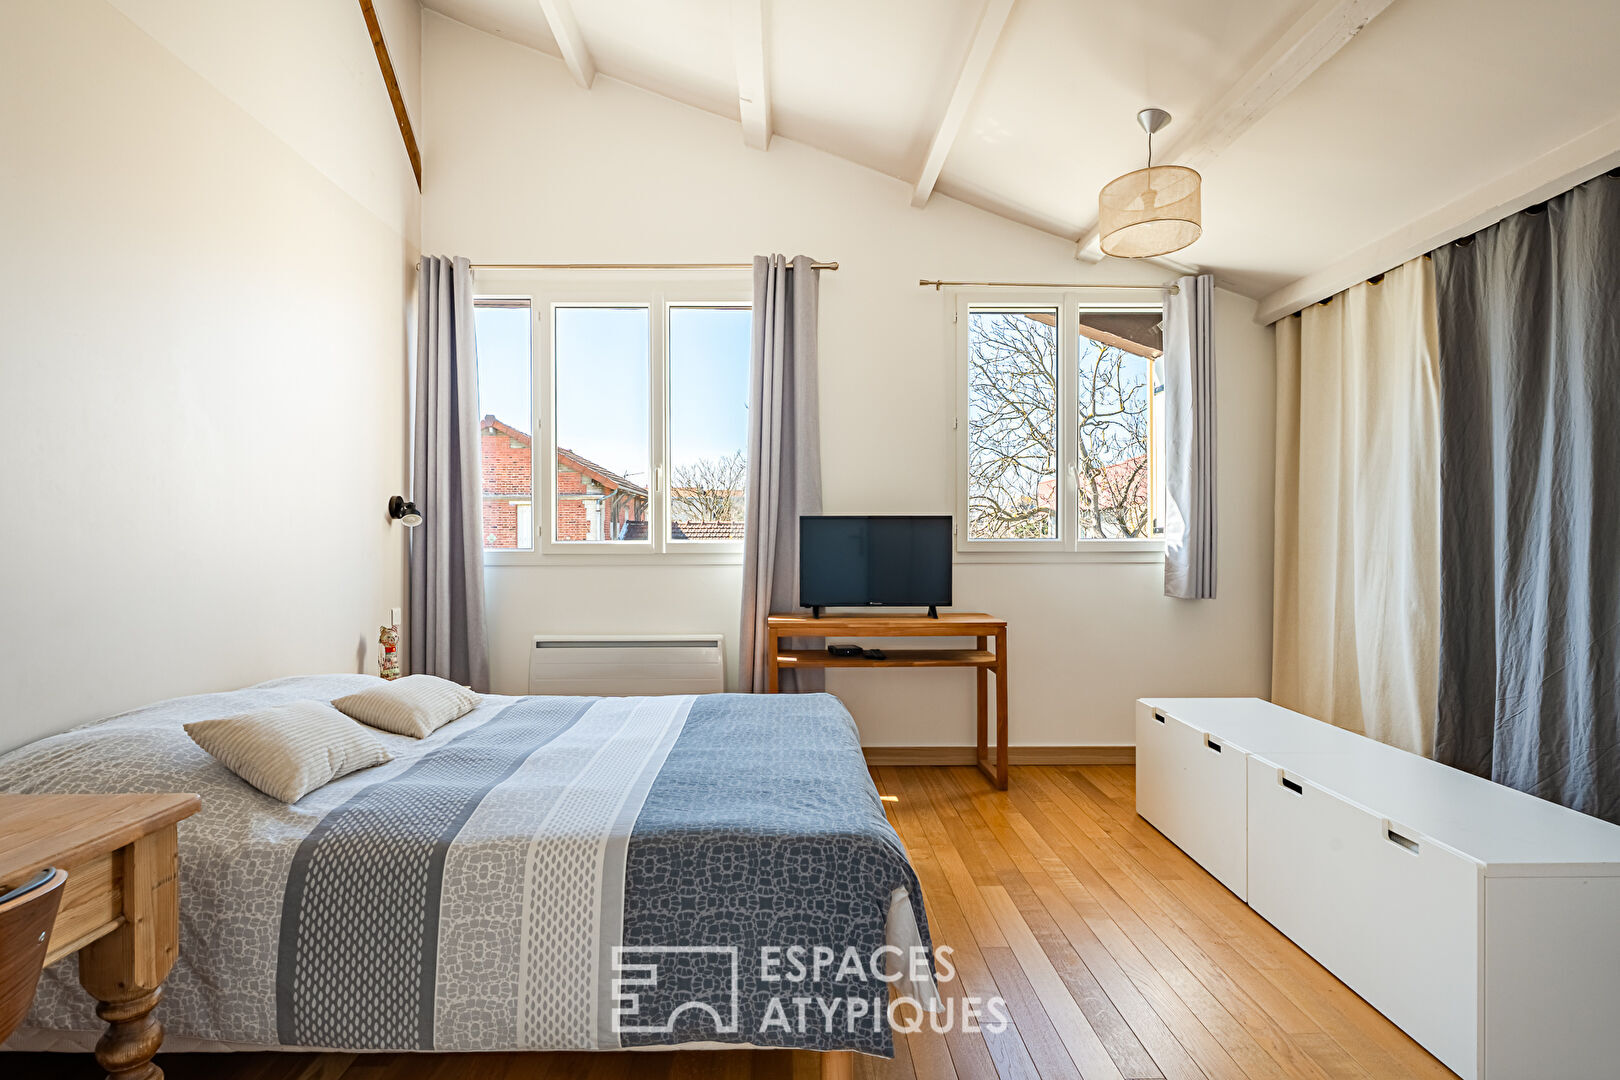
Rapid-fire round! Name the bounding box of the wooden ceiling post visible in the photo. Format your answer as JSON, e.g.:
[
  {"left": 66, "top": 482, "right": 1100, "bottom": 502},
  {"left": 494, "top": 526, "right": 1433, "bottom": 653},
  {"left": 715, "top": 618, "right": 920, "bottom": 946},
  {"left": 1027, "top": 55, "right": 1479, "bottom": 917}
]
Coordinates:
[{"left": 358, "top": 0, "right": 421, "bottom": 190}]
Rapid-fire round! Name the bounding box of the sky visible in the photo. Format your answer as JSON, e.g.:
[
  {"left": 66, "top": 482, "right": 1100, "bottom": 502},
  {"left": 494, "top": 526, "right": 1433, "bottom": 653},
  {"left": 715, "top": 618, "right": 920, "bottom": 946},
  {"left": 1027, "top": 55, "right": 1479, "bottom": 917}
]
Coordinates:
[{"left": 474, "top": 304, "right": 750, "bottom": 486}]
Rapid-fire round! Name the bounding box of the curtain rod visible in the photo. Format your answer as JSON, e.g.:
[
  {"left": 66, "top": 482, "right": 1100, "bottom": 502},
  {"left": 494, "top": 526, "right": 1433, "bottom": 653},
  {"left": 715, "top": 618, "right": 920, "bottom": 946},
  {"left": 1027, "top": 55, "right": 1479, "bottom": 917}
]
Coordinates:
[
  {"left": 1288, "top": 252, "right": 1433, "bottom": 317},
  {"left": 469, "top": 261, "right": 837, "bottom": 271},
  {"left": 920, "top": 278, "right": 1177, "bottom": 293}
]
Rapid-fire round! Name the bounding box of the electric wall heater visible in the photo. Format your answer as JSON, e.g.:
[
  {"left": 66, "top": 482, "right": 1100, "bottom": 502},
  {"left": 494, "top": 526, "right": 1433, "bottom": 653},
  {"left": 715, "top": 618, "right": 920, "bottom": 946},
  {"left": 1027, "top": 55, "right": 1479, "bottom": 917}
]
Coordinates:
[{"left": 528, "top": 635, "right": 725, "bottom": 696}]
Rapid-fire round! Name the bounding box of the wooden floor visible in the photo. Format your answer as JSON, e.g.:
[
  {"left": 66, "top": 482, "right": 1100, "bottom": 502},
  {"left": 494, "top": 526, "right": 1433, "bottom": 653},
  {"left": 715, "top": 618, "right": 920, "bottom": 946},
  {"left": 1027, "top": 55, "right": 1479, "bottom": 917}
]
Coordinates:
[{"left": 15, "top": 765, "right": 1455, "bottom": 1080}]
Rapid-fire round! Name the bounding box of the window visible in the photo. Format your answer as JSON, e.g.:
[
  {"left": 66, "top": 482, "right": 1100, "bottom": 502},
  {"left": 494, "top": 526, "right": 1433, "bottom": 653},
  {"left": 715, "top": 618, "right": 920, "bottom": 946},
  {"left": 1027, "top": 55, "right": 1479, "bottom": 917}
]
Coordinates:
[
  {"left": 1075, "top": 310, "right": 1163, "bottom": 539},
  {"left": 667, "top": 305, "right": 750, "bottom": 541},
  {"left": 552, "top": 306, "right": 651, "bottom": 543},
  {"left": 474, "top": 300, "right": 533, "bottom": 551},
  {"left": 965, "top": 308, "right": 1060, "bottom": 540},
  {"left": 473, "top": 277, "right": 752, "bottom": 558},
  {"left": 956, "top": 293, "right": 1164, "bottom": 556}
]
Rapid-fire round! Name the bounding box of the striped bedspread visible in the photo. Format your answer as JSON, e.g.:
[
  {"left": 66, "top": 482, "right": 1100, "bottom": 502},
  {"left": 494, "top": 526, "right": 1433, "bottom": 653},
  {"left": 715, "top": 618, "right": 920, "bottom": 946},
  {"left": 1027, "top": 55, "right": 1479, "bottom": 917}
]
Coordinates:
[{"left": 0, "top": 676, "right": 933, "bottom": 1057}]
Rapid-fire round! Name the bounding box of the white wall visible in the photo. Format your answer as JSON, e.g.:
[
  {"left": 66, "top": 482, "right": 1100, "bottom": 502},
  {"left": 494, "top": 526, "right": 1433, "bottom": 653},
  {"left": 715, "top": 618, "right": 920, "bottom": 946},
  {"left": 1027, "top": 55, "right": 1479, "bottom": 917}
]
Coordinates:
[
  {"left": 104, "top": 0, "right": 422, "bottom": 247},
  {"left": 0, "top": 0, "right": 420, "bottom": 754},
  {"left": 423, "top": 13, "right": 1275, "bottom": 748}
]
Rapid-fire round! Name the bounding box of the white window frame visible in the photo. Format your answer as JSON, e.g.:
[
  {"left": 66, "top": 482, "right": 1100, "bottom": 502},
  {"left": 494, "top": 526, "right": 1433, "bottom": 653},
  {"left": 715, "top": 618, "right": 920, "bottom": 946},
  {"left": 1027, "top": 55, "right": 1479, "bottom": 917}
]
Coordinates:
[
  {"left": 473, "top": 297, "right": 538, "bottom": 555},
  {"left": 952, "top": 289, "right": 1166, "bottom": 563},
  {"left": 477, "top": 272, "right": 751, "bottom": 566}
]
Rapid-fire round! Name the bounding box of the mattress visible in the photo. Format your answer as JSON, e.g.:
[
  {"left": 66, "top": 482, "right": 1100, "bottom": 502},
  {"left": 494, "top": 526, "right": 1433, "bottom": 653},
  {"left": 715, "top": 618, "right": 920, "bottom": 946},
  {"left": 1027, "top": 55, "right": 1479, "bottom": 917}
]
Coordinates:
[{"left": 0, "top": 675, "right": 935, "bottom": 1057}]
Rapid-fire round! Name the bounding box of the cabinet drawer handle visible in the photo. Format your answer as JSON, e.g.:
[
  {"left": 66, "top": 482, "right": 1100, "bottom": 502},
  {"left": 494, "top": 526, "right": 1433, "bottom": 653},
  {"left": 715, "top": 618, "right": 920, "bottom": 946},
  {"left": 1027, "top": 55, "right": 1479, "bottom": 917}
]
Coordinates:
[
  {"left": 1154, "top": 712, "right": 1166, "bottom": 724},
  {"left": 1280, "top": 776, "right": 1303, "bottom": 795},
  {"left": 1205, "top": 737, "right": 1223, "bottom": 753},
  {"left": 1386, "top": 829, "right": 1420, "bottom": 854}
]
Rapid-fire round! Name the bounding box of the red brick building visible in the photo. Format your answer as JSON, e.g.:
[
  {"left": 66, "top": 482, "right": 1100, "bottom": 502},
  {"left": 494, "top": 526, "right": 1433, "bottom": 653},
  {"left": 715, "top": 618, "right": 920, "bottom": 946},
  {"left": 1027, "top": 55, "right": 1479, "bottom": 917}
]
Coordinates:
[
  {"left": 480, "top": 415, "right": 651, "bottom": 545},
  {"left": 481, "top": 416, "right": 751, "bottom": 545},
  {"left": 554, "top": 446, "right": 649, "bottom": 541},
  {"left": 481, "top": 416, "right": 533, "bottom": 547}
]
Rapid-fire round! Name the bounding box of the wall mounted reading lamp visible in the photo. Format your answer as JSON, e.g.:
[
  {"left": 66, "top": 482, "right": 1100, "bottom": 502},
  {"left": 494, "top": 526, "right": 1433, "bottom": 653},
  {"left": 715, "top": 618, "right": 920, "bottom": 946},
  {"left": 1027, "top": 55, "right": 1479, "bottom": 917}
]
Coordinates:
[{"left": 389, "top": 496, "right": 422, "bottom": 527}]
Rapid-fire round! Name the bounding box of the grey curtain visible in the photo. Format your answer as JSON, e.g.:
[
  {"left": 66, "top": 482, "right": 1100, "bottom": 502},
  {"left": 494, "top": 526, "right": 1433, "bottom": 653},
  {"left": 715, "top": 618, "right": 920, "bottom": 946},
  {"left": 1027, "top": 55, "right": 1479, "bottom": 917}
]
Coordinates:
[
  {"left": 1434, "top": 172, "right": 1620, "bottom": 821},
  {"left": 410, "top": 255, "right": 490, "bottom": 691},
  {"left": 740, "top": 255, "right": 823, "bottom": 692},
  {"left": 1162, "top": 273, "right": 1217, "bottom": 598}
]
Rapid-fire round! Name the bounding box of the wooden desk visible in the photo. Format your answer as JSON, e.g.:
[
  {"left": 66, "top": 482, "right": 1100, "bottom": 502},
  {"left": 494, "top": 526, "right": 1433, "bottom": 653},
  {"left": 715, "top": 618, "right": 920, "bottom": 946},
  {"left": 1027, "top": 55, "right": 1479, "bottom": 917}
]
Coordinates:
[
  {"left": 765, "top": 612, "right": 1010, "bottom": 789},
  {"left": 0, "top": 793, "right": 201, "bottom": 1080}
]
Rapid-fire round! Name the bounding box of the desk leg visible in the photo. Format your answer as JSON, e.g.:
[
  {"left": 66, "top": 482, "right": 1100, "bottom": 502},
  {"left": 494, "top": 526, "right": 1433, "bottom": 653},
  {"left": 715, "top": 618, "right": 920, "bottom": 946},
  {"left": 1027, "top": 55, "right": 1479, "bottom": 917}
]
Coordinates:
[
  {"left": 766, "top": 628, "right": 780, "bottom": 693},
  {"left": 975, "top": 635, "right": 989, "bottom": 771},
  {"left": 993, "top": 629, "right": 1008, "bottom": 790},
  {"left": 78, "top": 825, "right": 180, "bottom": 1080}
]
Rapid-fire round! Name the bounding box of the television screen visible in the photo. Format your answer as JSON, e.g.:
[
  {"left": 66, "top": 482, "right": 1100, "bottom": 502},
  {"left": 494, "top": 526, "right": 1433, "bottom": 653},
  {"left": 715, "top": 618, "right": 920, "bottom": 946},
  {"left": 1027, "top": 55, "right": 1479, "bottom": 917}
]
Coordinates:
[{"left": 799, "top": 515, "right": 952, "bottom": 612}]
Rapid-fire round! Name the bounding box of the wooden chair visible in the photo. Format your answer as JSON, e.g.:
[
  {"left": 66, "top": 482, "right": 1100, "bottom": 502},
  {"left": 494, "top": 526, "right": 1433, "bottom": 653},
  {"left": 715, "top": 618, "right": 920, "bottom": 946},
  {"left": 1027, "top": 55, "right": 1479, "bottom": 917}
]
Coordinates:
[{"left": 0, "top": 866, "right": 68, "bottom": 1045}]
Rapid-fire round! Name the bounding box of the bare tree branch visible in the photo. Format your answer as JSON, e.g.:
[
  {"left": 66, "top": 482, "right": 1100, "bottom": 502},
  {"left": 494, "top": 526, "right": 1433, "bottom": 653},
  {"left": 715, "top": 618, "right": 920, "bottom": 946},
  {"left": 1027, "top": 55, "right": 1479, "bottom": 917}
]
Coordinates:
[
  {"left": 966, "top": 312, "right": 1060, "bottom": 539},
  {"left": 966, "top": 313, "right": 1153, "bottom": 541},
  {"left": 671, "top": 450, "right": 746, "bottom": 523}
]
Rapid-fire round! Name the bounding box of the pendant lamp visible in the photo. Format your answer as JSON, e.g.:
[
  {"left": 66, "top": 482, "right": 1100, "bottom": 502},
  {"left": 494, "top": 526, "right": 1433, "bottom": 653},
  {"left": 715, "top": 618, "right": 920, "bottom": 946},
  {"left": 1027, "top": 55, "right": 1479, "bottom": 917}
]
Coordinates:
[{"left": 1098, "top": 108, "right": 1202, "bottom": 259}]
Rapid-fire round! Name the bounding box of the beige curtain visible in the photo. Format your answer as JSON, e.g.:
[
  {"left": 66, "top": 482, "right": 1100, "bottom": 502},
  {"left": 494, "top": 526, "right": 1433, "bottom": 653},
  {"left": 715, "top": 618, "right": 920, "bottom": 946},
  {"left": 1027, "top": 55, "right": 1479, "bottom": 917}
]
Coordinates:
[{"left": 1272, "top": 257, "right": 1441, "bottom": 756}]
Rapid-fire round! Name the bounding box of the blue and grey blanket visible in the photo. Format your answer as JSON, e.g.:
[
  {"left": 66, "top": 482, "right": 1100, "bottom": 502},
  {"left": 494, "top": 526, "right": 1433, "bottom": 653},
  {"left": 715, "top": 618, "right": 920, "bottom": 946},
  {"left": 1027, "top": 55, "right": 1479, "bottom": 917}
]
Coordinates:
[{"left": 0, "top": 676, "right": 934, "bottom": 1057}]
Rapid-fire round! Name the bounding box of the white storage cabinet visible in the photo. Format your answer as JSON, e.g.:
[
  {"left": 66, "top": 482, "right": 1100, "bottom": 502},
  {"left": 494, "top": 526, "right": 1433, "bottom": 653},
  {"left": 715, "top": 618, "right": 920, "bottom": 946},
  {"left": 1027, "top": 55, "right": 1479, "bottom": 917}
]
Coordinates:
[
  {"left": 1136, "top": 696, "right": 1620, "bottom": 1080},
  {"left": 1134, "top": 703, "right": 1248, "bottom": 896},
  {"left": 1134, "top": 698, "right": 1371, "bottom": 900}
]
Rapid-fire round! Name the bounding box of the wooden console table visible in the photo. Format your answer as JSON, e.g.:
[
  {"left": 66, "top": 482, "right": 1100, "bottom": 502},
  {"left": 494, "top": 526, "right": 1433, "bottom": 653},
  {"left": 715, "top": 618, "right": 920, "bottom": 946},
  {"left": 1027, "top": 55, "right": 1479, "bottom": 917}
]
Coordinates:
[
  {"left": 765, "top": 612, "right": 1009, "bottom": 789},
  {"left": 0, "top": 792, "right": 201, "bottom": 1080}
]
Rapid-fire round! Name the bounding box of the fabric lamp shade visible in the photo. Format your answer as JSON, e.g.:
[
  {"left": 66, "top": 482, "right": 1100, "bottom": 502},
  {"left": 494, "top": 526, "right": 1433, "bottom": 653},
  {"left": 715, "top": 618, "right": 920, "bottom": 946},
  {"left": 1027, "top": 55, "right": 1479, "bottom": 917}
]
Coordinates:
[{"left": 1098, "top": 164, "right": 1202, "bottom": 258}]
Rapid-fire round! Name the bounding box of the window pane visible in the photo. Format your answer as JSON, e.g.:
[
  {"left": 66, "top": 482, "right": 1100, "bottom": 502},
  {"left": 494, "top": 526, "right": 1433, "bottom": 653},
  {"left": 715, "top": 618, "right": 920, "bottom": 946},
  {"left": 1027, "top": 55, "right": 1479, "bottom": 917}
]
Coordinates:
[
  {"left": 668, "top": 306, "right": 750, "bottom": 541},
  {"left": 554, "top": 307, "right": 650, "bottom": 542},
  {"left": 474, "top": 302, "right": 533, "bottom": 551},
  {"left": 1076, "top": 312, "right": 1159, "bottom": 539},
  {"left": 967, "top": 309, "right": 1059, "bottom": 540}
]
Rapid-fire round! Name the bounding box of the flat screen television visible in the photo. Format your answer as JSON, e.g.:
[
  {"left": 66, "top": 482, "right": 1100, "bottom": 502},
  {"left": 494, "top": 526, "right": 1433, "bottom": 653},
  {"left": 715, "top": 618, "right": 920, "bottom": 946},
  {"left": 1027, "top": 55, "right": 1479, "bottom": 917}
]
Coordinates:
[{"left": 799, "top": 515, "right": 952, "bottom": 617}]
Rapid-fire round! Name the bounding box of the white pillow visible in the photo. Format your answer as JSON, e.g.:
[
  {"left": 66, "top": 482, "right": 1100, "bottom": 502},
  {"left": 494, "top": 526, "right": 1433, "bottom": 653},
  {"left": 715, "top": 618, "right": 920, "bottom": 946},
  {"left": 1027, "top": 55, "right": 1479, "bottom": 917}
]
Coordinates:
[
  {"left": 331, "top": 674, "right": 482, "bottom": 739},
  {"left": 185, "top": 701, "right": 391, "bottom": 803}
]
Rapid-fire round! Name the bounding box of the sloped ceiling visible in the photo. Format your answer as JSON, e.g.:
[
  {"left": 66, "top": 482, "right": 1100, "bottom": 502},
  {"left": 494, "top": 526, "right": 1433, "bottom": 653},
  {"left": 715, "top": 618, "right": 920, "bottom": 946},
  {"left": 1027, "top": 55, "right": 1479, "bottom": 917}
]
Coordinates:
[{"left": 422, "top": 0, "right": 1620, "bottom": 315}]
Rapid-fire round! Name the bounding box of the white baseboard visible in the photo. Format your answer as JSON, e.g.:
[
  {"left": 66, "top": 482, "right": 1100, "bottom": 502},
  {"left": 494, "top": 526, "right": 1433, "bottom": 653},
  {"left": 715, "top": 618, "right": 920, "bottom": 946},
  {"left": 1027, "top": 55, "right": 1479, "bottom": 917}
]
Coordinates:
[{"left": 861, "top": 745, "right": 1134, "bottom": 766}]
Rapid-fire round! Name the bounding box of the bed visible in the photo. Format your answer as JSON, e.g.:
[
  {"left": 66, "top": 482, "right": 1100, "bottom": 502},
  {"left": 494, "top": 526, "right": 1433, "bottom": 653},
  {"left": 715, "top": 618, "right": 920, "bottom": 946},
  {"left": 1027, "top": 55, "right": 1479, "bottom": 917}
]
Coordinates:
[{"left": 0, "top": 674, "right": 936, "bottom": 1068}]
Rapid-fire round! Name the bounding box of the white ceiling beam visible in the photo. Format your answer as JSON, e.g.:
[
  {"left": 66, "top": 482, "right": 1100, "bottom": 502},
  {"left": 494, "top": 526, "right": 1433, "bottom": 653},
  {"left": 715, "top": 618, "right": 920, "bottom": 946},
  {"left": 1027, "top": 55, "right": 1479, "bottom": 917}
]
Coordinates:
[
  {"left": 1075, "top": 0, "right": 1398, "bottom": 261},
  {"left": 1254, "top": 113, "right": 1620, "bottom": 323},
  {"left": 1146, "top": 252, "right": 1201, "bottom": 277},
  {"left": 732, "top": 0, "right": 771, "bottom": 150},
  {"left": 537, "top": 0, "right": 595, "bottom": 90},
  {"left": 911, "top": 0, "right": 1017, "bottom": 208}
]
